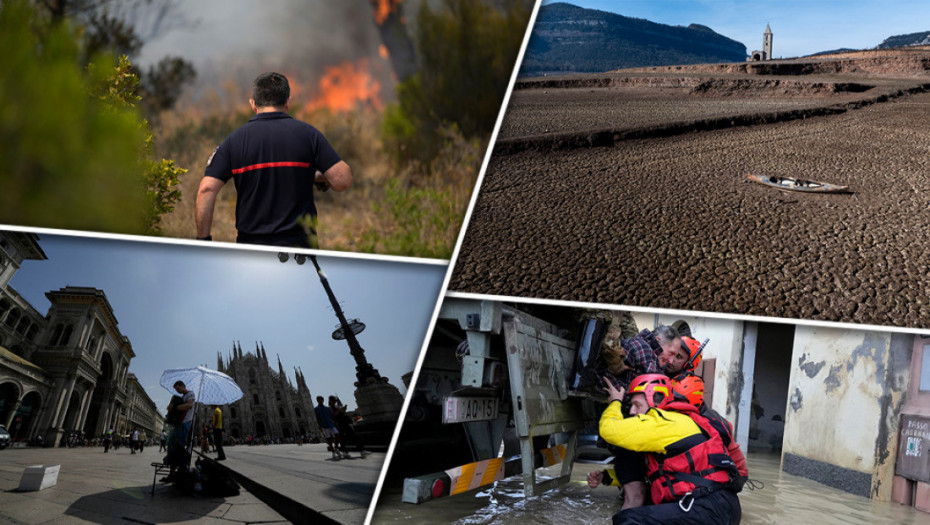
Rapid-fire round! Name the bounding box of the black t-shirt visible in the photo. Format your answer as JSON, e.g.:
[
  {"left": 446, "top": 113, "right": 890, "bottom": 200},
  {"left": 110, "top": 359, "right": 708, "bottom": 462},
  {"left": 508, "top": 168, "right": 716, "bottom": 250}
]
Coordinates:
[
  {"left": 166, "top": 395, "right": 185, "bottom": 425},
  {"left": 204, "top": 112, "right": 342, "bottom": 238}
]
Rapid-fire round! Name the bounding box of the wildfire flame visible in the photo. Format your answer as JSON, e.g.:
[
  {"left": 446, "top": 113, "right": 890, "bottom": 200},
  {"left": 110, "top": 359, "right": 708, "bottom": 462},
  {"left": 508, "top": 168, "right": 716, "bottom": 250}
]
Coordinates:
[
  {"left": 379, "top": 44, "right": 389, "bottom": 60},
  {"left": 372, "top": 0, "right": 403, "bottom": 26},
  {"left": 302, "top": 59, "right": 383, "bottom": 114}
]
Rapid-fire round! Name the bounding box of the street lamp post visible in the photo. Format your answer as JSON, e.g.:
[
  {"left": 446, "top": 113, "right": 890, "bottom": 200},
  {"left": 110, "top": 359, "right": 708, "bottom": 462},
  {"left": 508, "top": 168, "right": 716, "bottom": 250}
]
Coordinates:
[
  {"left": 280, "top": 252, "right": 405, "bottom": 448},
  {"left": 307, "top": 255, "right": 384, "bottom": 387}
]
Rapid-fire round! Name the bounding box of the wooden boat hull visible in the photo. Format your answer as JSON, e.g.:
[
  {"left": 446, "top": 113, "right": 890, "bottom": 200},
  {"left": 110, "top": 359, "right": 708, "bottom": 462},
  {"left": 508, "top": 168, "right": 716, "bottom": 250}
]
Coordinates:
[{"left": 746, "top": 173, "right": 849, "bottom": 193}]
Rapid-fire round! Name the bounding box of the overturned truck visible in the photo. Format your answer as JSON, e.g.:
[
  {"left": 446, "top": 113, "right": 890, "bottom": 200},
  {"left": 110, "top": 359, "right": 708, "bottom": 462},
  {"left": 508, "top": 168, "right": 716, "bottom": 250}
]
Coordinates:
[{"left": 392, "top": 298, "right": 616, "bottom": 503}]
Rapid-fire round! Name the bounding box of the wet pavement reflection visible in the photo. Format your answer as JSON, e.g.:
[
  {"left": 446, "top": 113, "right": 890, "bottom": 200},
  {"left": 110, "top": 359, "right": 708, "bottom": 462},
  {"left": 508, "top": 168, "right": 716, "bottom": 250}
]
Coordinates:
[{"left": 372, "top": 452, "right": 928, "bottom": 524}]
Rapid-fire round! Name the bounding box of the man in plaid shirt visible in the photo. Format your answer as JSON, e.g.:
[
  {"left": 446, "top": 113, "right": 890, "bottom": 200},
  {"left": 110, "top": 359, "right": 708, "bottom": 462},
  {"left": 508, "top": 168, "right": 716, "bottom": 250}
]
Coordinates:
[{"left": 608, "top": 325, "right": 681, "bottom": 390}]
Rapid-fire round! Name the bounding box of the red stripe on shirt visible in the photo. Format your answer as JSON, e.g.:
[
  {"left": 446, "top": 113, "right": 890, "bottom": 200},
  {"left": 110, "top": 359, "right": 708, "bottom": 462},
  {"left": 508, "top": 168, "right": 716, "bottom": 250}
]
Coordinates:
[{"left": 231, "top": 161, "right": 311, "bottom": 174}]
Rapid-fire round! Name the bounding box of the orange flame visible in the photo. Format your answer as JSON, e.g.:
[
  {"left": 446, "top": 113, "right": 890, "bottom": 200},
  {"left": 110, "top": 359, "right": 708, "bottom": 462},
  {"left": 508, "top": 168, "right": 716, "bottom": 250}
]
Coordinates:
[
  {"left": 379, "top": 44, "right": 389, "bottom": 60},
  {"left": 373, "top": 0, "right": 403, "bottom": 26},
  {"left": 303, "top": 59, "right": 382, "bottom": 113}
]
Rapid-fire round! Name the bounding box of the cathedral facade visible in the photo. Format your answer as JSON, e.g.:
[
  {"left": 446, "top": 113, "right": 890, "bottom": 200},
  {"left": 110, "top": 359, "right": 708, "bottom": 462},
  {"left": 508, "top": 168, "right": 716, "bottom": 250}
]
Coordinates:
[
  {"left": 0, "top": 231, "right": 162, "bottom": 446},
  {"left": 213, "top": 342, "right": 320, "bottom": 441}
]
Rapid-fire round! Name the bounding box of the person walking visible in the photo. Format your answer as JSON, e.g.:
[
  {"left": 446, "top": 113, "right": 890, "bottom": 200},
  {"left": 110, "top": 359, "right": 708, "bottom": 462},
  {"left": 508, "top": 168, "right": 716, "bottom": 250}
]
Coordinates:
[
  {"left": 130, "top": 429, "right": 139, "bottom": 455},
  {"left": 329, "top": 395, "right": 369, "bottom": 459},
  {"left": 196, "top": 72, "right": 353, "bottom": 248},
  {"left": 315, "top": 396, "right": 344, "bottom": 459}
]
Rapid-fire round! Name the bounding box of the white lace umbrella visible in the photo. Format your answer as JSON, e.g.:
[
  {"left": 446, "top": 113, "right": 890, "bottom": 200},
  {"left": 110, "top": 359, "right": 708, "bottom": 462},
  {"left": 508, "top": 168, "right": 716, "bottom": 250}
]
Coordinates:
[{"left": 159, "top": 366, "right": 243, "bottom": 405}]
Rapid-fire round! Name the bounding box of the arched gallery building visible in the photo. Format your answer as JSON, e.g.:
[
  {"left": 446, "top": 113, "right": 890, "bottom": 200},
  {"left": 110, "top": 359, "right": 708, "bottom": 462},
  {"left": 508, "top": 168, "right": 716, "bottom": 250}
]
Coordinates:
[{"left": 0, "top": 231, "right": 162, "bottom": 446}]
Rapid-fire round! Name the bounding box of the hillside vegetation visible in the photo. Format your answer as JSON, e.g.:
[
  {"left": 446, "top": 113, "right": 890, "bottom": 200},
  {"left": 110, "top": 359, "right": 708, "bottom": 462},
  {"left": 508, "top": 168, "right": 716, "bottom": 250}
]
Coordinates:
[{"left": 520, "top": 2, "right": 747, "bottom": 76}]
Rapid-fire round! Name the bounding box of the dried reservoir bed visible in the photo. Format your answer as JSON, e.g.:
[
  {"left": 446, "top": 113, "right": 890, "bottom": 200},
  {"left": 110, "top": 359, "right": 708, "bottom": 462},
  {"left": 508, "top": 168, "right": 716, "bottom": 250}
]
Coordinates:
[{"left": 451, "top": 75, "right": 930, "bottom": 328}]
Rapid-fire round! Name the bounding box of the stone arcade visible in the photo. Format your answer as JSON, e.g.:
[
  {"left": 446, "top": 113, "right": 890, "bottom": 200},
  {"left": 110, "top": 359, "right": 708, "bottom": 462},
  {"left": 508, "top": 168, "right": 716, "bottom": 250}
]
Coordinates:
[{"left": 0, "top": 232, "right": 161, "bottom": 446}]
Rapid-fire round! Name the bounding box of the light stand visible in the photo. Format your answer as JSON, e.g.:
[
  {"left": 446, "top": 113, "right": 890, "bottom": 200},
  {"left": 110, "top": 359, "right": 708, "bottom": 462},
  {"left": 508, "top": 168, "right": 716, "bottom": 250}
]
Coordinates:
[{"left": 280, "top": 253, "right": 404, "bottom": 448}]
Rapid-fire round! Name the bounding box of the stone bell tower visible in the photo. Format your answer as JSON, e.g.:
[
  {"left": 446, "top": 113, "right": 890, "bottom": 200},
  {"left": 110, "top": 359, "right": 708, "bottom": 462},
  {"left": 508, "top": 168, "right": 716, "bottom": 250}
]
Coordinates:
[
  {"left": 763, "top": 24, "right": 773, "bottom": 60},
  {"left": 749, "top": 24, "right": 774, "bottom": 62}
]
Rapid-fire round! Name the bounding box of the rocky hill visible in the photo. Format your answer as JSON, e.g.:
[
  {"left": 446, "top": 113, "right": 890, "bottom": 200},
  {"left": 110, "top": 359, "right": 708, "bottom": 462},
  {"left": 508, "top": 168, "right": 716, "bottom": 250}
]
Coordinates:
[
  {"left": 519, "top": 2, "right": 747, "bottom": 76},
  {"left": 877, "top": 31, "right": 930, "bottom": 48}
]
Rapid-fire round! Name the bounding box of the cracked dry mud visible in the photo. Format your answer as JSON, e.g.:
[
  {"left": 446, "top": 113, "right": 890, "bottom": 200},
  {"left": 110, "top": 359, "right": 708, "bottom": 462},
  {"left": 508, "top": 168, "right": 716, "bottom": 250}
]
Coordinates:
[{"left": 451, "top": 84, "right": 930, "bottom": 328}]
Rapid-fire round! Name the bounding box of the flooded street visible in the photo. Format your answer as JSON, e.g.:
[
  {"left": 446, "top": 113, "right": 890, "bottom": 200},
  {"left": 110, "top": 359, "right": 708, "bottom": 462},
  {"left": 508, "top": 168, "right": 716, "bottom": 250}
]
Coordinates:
[{"left": 371, "top": 452, "right": 928, "bottom": 524}]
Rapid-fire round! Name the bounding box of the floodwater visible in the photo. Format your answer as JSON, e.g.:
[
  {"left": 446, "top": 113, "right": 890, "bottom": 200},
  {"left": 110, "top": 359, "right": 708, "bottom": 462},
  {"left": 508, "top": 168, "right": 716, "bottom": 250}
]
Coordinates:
[{"left": 371, "top": 452, "right": 928, "bottom": 524}]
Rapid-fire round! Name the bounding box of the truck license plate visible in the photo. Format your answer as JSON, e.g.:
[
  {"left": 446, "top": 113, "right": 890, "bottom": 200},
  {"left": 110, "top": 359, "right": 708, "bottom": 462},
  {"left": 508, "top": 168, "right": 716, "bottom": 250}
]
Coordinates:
[{"left": 443, "top": 397, "right": 499, "bottom": 423}]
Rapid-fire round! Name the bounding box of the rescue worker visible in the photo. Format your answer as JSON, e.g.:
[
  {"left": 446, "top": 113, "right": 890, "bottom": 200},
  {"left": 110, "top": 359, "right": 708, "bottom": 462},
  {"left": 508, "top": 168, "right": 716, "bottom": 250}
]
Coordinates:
[
  {"left": 593, "top": 374, "right": 742, "bottom": 524},
  {"left": 659, "top": 335, "right": 706, "bottom": 405},
  {"left": 196, "top": 72, "right": 353, "bottom": 247},
  {"left": 582, "top": 325, "right": 687, "bottom": 508},
  {"left": 661, "top": 336, "right": 749, "bottom": 480}
]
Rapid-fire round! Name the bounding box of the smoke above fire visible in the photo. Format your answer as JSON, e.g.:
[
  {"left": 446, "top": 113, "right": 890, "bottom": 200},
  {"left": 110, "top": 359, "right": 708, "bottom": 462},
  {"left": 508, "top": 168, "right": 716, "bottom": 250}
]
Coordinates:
[{"left": 135, "top": 0, "right": 417, "bottom": 113}]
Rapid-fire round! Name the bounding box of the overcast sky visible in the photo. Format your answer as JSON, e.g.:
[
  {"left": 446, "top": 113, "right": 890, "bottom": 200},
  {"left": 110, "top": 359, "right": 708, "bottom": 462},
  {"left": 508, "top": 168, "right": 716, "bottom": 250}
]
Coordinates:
[
  {"left": 10, "top": 234, "right": 445, "bottom": 415},
  {"left": 545, "top": 0, "right": 930, "bottom": 58}
]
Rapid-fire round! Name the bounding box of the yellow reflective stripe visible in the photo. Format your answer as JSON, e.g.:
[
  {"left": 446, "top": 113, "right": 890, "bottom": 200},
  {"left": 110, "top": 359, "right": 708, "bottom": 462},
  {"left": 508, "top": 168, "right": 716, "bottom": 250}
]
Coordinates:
[
  {"left": 449, "top": 457, "right": 505, "bottom": 495},
  {"left": 480, "top": 458, "right": 504, "bottom": 486},
  {"left": 452, "top": 462, "right": 477, "bottom": 495}
]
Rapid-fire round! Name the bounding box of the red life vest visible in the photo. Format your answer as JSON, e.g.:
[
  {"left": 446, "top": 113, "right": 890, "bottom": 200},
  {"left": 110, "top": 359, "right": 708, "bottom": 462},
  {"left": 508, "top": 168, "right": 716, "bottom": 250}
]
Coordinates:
[{"left": 645, "top": 402, "right": 738, "bottom": 504}]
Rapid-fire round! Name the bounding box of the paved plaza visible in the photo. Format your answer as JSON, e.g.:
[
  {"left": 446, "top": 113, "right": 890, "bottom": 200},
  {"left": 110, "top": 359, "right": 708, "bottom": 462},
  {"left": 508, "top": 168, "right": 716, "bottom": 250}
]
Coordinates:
[
  {"left": 0, "top": 443, "right": 384, "bottom": 524},
  {"left": 212, "top": 443, "right": 384, "bottom": 524}
]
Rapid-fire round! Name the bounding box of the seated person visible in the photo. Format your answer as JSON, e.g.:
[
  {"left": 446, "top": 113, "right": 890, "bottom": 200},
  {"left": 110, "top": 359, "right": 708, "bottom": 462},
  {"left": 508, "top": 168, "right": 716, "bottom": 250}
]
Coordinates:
[{"left": 590, "top": 374, "right": 743, "bottom": 525}]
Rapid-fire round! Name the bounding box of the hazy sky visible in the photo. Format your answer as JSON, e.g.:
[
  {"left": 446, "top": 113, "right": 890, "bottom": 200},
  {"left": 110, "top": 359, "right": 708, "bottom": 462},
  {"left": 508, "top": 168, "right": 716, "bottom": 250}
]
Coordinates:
[
  {"left": 544, "top": 0, "right": 930, "bottom": 58},
  {"left": 10, "top": 234, "right": 446, "bottom": 415}
]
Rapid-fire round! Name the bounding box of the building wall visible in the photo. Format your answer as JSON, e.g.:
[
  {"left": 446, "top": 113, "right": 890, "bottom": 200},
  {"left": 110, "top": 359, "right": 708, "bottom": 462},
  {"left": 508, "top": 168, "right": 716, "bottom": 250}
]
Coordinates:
[
  {"left": 600, "top": 308, "right": 921, "bottom": 501},
  {"left": 126, "top": 374, "right": 161, "bottom": 437},
  {"left": 782, "top": 326, "right": 911, "bottom": 499},
  {"left": 0, "top": 234, "right": 162, "bottom": 446}
]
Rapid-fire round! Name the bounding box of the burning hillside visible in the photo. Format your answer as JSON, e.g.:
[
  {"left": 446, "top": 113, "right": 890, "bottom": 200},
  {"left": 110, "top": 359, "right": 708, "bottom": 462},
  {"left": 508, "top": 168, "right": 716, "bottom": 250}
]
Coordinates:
[{"left": 302, "top": 59, "right": 383, "bottom": 113}]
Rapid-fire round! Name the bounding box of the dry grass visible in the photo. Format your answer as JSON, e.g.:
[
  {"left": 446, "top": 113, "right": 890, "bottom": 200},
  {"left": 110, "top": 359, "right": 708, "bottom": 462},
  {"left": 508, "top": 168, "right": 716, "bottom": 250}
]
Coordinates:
[{"left": 152, "top": 100, "right": 481, "bottom": 259}]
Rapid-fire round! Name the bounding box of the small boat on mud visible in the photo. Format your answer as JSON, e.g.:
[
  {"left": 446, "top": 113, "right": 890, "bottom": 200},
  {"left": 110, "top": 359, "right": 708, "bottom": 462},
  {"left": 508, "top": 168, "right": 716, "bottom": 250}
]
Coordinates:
[{"left": 746, "top": 174, "right": 849, "bottom": 193}]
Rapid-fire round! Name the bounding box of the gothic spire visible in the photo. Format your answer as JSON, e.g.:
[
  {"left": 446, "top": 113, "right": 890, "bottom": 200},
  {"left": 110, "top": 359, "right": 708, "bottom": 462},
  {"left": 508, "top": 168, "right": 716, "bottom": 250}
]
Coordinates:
[{"left": 278, "top": 354, "right": 285, "bottom": 376}]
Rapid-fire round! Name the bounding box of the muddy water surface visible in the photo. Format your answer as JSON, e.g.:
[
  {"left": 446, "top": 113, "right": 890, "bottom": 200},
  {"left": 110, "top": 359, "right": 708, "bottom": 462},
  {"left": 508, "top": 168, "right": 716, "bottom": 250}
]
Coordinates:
[{"left": 372, "top": 452, "right": 927, "bottom": 524}]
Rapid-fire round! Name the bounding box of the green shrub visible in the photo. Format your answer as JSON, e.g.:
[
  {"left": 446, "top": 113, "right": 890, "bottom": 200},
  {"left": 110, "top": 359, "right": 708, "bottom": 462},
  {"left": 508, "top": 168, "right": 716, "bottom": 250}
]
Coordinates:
[
  {"left": 381, "top": 0, "right": 531, "bottom": 165},
  {"left": 0, "top": 0, "right": 147, "bottom": 232},
  {"left": 90, "top": 54, "right": 186, "bottom": 234},
  {"left": 0, "top": 1, "right": 185, "bottom": 234},
  {"left": 356, "top": 178, "right": 458, "bottom": 259}
]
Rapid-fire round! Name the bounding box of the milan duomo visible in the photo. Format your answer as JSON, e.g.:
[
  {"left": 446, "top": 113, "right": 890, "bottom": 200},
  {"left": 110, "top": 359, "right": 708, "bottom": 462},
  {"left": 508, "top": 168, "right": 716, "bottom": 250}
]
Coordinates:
[{"left": 211, "top": 341, "right": 321, "bottom": 442}]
